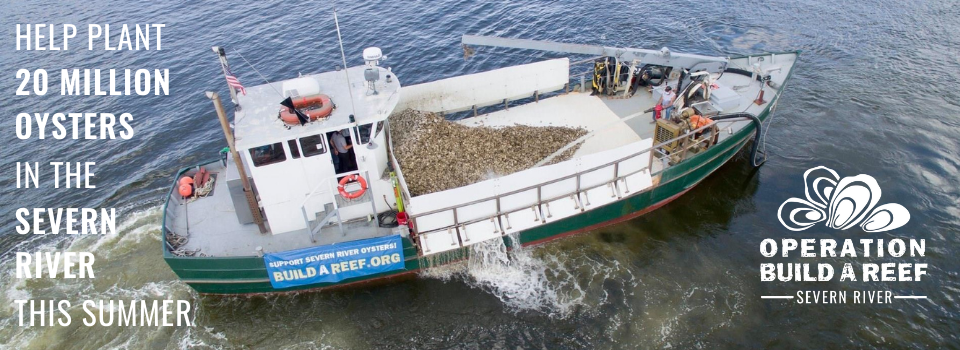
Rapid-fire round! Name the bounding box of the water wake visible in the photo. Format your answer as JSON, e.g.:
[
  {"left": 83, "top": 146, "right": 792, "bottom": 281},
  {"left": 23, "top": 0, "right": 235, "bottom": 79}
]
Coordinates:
[
  {"left": 0, "top": 206, "right": 230, "bottom": 350},
  {"left": 423, "top": 233, "right": 586, "bottom": 317}
]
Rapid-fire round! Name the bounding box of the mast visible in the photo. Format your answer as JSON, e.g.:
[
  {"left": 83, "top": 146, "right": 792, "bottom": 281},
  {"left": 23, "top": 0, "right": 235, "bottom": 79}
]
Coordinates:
[
  {"left": 334, "top": 8, "right": 358, "bottom": 120},
  {"left": 212, "top": 46, "right": 239, "bottom": 104},
  {"left": 206, "top": 91, "right": 267, "bottom": 234}
]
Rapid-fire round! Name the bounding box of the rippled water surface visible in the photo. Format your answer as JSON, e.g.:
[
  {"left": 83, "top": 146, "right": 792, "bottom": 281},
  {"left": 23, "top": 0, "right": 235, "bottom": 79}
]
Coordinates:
[{"left": 1, "top": 0, "right": 959, "bottom": 348}]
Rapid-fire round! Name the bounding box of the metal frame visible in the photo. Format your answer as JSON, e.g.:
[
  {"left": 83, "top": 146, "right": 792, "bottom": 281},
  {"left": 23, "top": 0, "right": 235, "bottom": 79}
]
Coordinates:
[
  {"left": 462, "top": 35, "right": 729, "bottom": 74},
  {"left": 300, "top": 169, "right": 377, "bottom": 242},
  {"left": 409, "top": 116, "right": 751, "bottom": 240}
]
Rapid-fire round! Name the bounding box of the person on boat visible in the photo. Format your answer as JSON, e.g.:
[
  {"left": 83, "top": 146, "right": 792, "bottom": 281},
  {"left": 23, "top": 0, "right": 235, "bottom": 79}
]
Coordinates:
[
  {"left": 658, "top": 86, "right": 676, "bottom": 121},
  {"left": 331, "top": 130, "right": 356, "bottom": 172}
]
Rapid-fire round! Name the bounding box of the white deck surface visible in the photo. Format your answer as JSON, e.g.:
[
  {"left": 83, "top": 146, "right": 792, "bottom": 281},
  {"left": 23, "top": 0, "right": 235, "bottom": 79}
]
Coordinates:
[
  {"left": 168, "top": 161, "right": 397, "bottom": 257},
  {"left": 457, "top": 92, "right": 645, "bottom": 157}
]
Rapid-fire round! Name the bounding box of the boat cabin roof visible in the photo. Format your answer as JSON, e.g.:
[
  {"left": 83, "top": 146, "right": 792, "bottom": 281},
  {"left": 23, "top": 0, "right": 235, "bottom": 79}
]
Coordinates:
[{"left": 232, "top": 65, "right": 401, "bottom": 150}]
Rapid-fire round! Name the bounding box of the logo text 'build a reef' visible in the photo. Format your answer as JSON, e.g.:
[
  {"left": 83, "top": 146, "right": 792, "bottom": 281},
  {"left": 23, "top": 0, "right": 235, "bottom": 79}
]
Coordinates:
[{"left": 759, "top": 166, "right": 927, "bottom": 304}]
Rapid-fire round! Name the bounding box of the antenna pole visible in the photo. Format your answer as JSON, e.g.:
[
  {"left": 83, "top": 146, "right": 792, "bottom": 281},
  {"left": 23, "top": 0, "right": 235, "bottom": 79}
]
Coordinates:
[
  {"left": 334, "top": 8, "right": 358, "bottom": 120},
  {"left": 212, "top": 46, "right": 239, "bottom": 104}
]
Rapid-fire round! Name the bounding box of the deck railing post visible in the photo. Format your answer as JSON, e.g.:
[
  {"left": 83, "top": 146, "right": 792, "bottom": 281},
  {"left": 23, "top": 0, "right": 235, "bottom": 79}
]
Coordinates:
[
  {"left": 328, "top": 180, "right": 345, "bottom": 237},
  {"left": 648, "top": 144, "right": 656, "bottom": 173},
  {"left": 303, "top": 206, "right": 316, "bottom": 243},
  {"left": 495, "top": 196, "right": 504, "bottom": 235},
  {"left": 366, "top": 170, "right": 377, "bottom": 218}
]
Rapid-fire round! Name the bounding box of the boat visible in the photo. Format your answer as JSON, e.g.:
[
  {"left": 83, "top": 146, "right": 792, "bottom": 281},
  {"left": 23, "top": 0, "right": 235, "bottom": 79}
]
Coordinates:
[{"left": 161, "top": 34, "right": 800, "bottom": 295}]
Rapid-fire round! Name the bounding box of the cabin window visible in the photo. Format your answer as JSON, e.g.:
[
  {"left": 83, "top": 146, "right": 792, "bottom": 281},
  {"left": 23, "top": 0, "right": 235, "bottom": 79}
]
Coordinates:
[
  {"left": 374, "top": 121, "right": 384, "bottom": 138},
  {"left": 288, "top": 140, "right": 301, "bottom": 159},
  {"left": 249, "top": 142, "right": 287, "bottom": 167},
  {"left": 355, "top": 123, "right": 373, "bottom": 144},
  {"left": 299, "top": 134, "right": 327, "bottom": 157}
]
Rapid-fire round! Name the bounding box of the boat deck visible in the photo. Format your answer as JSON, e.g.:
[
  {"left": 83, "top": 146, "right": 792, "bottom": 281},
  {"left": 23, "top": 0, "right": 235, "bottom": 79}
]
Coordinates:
[
  {"left": 453, "top": 54, "right": 789, "bottom": 156},
  {"left": 163, "top": 53, "right": 798, "bottom": 259},
  {"left": 450, "top": 63, "right": 772, "bottom": 173},
  {"left": 165, "top": 160, "right": 396, "bottom": 257}
]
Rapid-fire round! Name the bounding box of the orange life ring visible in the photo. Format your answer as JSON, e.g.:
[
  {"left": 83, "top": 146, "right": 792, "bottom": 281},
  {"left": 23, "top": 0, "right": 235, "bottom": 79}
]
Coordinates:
[
  {"left": 279, "top": 94, "right": 334, "bottom": 125},
  {"left": 338, "top": 174, "right": 368, "bottom": 199}
]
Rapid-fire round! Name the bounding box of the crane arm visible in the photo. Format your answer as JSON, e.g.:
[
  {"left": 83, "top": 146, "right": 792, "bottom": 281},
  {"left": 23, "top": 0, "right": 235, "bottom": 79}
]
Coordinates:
[{"left": 462, "top": 35, "right": 728, "bottom": 74}]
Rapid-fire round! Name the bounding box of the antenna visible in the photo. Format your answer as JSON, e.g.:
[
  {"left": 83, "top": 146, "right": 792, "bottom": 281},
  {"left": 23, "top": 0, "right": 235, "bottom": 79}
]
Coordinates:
[{"left": 334, "top": 7, "right": 358, "bottom": 121}]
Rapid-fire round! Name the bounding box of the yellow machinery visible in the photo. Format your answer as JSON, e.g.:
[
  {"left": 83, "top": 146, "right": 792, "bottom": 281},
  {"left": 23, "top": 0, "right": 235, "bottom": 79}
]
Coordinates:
[
  {"left": 654, "top": 119, "right": 683, "bottom": 152},
  {"left": 654, "top": 108, "right": 719, "bottom": 166}
]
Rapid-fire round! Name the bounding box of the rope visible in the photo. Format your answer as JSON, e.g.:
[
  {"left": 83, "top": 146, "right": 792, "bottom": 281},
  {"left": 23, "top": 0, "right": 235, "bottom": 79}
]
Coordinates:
[
  {"left": 185, "top": 177, "right": 216, "bottom": 204},
  {"left": 166, "top": 231, "right": 188, "bottom": 248},
  {"left": 758, "top": 64, "right": 794, "bottom": 160},
  {"left": 167, "top": 230, "right": 206, "bottom": 256},
  {"left": 234, "top": 50, "right": 284, "bottom": 97}
]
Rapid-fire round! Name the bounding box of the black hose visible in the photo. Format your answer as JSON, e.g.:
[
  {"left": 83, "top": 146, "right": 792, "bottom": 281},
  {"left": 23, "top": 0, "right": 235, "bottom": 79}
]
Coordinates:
[
  {"left": 723, "top": 67, "right": 762, "bottom": 82},
  {"left": 723, "top": 68, "right": 763, "bottom": 83},
  {"left": 709, "top": 113, "right": 767, "bottom": 167},
  {"left": 676, "top": 69, "right": 687, "bottom": 95},
  {"left": 378, "top": 210, "right": 399, "bottom": 228}
]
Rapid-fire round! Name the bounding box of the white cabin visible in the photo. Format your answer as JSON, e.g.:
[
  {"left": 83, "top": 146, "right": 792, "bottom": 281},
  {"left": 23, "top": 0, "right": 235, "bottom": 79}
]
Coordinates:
[{"left": 232, "top": 53, "right": 400, "bottom": 235}]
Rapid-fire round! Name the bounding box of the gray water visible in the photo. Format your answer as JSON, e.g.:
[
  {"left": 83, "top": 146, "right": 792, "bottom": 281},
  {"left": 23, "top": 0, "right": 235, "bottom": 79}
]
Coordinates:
[{"left": 1, "top": 0, "right": 959, "bottom": 348}]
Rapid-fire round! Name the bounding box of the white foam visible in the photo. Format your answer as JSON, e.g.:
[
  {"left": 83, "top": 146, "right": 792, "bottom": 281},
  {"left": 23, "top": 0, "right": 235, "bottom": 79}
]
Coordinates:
[
  {"left": 461, "top": 233, "right": 585, "bottom": 317},
  {"left": 67, "top": 206, "right": 163, "bottom": 257}
]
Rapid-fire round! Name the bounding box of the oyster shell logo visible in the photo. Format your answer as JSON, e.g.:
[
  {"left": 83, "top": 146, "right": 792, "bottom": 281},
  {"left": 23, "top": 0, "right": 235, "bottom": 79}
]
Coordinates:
[{"left": 778, "top": 166, "right": 910, "bottom": 232}]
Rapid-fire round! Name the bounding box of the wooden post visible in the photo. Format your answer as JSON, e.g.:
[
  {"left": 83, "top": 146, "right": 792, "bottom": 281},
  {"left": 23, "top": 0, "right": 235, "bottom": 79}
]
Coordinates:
[{"left": 207, "top": 91, "right": 267, "bottom": 233}]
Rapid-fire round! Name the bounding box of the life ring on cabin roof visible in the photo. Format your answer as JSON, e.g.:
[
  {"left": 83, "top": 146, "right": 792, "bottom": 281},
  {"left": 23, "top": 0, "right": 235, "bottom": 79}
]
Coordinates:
[
  {"left": 279, "top": 94, "right": 334, "bottom": 125},
  {"left": 338, "top": 174, "right": 368, "bottom": 199}
]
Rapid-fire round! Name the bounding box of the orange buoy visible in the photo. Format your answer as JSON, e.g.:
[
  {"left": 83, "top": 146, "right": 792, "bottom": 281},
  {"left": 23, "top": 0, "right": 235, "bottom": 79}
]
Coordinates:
[
  {"left": 337, "top": 174, "right": 368, "bottom": 199},
  {"left": 178, "top": 184, "right": 193, "bottom": 197},
  {"left": 279, "top": 94, "right": 334, "bottom": 125},
  {"left": 179, "top": 176, "right": 194, "bottom": 186}
]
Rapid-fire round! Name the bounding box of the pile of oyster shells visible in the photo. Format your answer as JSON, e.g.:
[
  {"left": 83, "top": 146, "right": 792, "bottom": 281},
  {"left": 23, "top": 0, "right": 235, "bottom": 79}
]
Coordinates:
[{"left": 390, "top": 109, "right": 586, "bottom": 196}]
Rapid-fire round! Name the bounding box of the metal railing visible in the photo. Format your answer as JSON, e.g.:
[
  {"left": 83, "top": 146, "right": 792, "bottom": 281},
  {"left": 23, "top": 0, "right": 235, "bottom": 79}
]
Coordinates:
[
  {"left": 407, "top": 116, "right": 751, "bottom": 239},
  {"left": 299, "top": 169, "right": 378, "bottom": 242}
]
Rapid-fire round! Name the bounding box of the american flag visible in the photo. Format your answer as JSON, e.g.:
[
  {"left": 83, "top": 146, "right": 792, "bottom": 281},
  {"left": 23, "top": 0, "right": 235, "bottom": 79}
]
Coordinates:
[{"left": 225, "top": 73, "right": 246, "bottom": 95}]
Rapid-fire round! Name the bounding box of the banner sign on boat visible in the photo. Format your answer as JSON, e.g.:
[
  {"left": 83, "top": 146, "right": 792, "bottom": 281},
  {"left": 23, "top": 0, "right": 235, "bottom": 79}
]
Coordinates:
[{"left": 263, "top": 235, "right": 404, "bottom": 288}]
